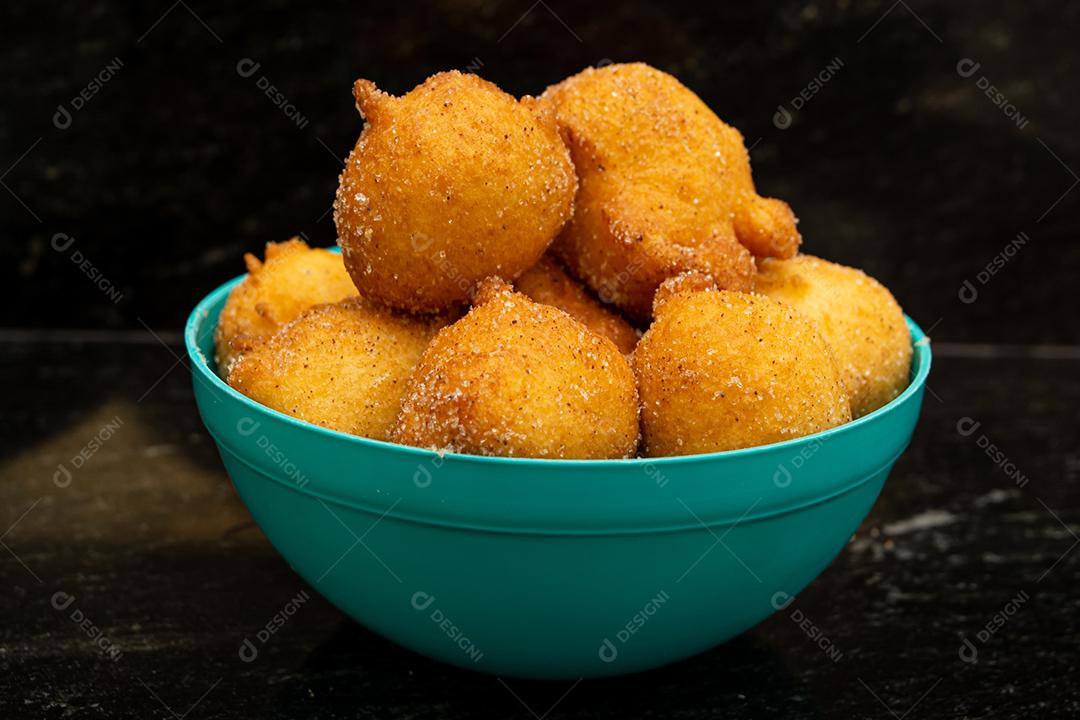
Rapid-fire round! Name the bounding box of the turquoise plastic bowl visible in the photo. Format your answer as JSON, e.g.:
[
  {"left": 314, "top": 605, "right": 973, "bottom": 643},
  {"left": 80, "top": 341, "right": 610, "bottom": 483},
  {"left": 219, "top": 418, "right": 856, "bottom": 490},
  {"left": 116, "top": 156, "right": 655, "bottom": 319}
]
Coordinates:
[{"left": 186, "top": 274, "right": 930, "bottom": 679}]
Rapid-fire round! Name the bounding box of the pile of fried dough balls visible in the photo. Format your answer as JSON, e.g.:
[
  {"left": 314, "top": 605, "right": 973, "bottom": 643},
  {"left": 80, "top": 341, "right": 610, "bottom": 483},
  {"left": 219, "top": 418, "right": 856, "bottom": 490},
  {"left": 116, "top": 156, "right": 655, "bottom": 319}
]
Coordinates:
[{"left": 215, "top": 63, "right": 913, "bottom": 459}]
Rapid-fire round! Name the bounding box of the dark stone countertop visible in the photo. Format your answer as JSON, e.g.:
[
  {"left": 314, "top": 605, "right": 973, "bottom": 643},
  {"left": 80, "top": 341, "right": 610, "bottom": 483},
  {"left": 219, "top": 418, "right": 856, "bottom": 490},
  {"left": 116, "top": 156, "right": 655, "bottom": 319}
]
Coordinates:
[{"left": 2, "top": 337, "right": 1077, "bottom": 719}]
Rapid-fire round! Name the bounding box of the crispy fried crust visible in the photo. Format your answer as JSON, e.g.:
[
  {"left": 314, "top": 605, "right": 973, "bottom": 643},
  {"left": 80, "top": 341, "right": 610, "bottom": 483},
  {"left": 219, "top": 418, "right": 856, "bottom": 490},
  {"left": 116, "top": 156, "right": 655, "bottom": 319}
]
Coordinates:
[
  {"left": 334, "top": 71, "right": 577, "bottom": 312},
  {"left": 634, "top": 277, "right": 850, "bottom": 455},
  {"left": 391, "top": 278, "right": 640, "bottom": 458},
  {"left": 541, "top": 63, "right": 800, "bottom": 321},
  {"left": 227, "top": 297, "right": 446, "bottom": 440},
  {"left": 214, "top": 238, "right": 357, "bottom": 374},
  {"left": 515, "top": 254, "right": 639, "bottom": 354},
  {"left": 755, "top": 254, "right": 912, "bottom": 418}
]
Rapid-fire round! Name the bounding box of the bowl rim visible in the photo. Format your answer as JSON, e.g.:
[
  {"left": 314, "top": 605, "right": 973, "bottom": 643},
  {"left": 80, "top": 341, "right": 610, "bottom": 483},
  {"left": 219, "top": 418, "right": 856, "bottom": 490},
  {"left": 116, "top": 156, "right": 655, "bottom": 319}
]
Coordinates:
[{"left": 186, "top": 271, "right": 932, "bottom": 467}]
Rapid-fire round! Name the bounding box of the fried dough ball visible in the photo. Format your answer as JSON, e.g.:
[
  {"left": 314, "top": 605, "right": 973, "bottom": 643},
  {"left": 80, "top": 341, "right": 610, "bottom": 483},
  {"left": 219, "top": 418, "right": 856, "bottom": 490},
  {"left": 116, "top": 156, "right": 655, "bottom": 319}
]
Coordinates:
[
  {"left": 635, "top": 273, "right": 850, "bottom": 456},
  {"left": 334, "top": 71, "right": 577, "bottom": 313},
  {"left": 214, "top": 238, "right": 358, "bottom": 374},
  {"left": 227, "top": 298, "right": 446, "bottom": 440},
  {"left": 391, "top": 278, "right": 639, "bottom": 458},
  {"left": 541, "top": 63, "right": 800, "bottom": 321},
  {"left": 515, "top": 254, "right": 639, "bottom": 354},
  {"left": 755, "top": 255, "right": 912, "bottom": 418}
]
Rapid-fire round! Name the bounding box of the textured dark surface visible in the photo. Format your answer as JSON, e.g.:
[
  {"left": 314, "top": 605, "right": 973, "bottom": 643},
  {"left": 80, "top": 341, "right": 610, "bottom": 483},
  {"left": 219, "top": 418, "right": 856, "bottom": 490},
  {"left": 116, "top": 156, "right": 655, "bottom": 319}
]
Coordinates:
[
  {"left": 2, "top": 339, "right": 1078, "bottom": 718},
  {"left": 2, "top": 0, "right": 1079, "bottom": 343},
  {"left": 3, "top": 1, "right": 1079, "bottom": 718}
]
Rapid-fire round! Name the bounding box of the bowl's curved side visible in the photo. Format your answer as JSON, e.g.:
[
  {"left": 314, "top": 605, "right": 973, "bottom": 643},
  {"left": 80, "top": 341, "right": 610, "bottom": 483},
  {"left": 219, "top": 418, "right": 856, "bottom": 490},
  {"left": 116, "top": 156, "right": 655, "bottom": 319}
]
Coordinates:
[{"left": 221, "top": 442, "right": 896, "bottom": 678}]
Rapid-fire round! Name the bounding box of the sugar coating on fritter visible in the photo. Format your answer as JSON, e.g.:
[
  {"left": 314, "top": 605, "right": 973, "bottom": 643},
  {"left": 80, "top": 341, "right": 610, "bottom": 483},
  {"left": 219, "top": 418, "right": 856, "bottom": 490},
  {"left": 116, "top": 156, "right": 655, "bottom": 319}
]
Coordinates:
[
  {"left": 391, "top": 278, "right": 640, "bottom": 458},
  {"left": 755, "top": 254, "right": 913, "bottom": 418},
  {"left": 334, "top": 71, "right": 577, "bottom": 313},
  {"left": 634, "top": 275, "right": 850, "bottom": 456},
  {"left": 214, "top": 238, "right": 358, "bottom": 375},
  {"left": 541, "top": 62, "right": 800, "bottom": 322},
  {"left": 227, "top": 297, "right": 446, "bottom": 440},
  {"left": 515, "top": 254, "right": 639, "bottom": 354}
]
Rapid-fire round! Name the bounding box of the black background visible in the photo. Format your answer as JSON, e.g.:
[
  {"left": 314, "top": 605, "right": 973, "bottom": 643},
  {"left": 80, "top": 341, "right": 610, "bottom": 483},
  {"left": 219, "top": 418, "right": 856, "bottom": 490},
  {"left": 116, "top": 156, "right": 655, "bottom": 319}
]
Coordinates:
[{"left": 4, "top": 0, "right": 1077, "bottom": 343}]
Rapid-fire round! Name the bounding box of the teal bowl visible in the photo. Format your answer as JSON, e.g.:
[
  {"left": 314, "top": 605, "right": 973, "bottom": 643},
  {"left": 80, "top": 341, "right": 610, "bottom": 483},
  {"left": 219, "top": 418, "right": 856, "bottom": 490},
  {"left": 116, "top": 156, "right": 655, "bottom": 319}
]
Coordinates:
[{"left": 186, "top": 274, "right": 930, "bottom": 679}]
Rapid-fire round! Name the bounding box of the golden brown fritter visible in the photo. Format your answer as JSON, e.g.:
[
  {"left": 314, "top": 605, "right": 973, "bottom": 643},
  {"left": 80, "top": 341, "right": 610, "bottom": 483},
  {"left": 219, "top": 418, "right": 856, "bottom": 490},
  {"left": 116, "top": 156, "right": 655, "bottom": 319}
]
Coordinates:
[
  {"left": 391, "top": 278, "right": 639, "bottom": 458},
  {"left": 228, "top": 298, "right": 445, "bottom": 440},
  {"left": 214, "top": 238, "right": 357, "bottom": 374},
  {"left": 755, "top": 255, "right": 912, "bottom": 418},
  {"left": 541, "top": 62, "right": 800, "bottom": 321},
  {"left": 515, "top": 254, "right": 639, "bottom": 354},
  {"left": 334, "top": 71, "right": 577, "bottom": 313},
  {"left": 635, "top": 273, "right": 850, "bottom": 456}
]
